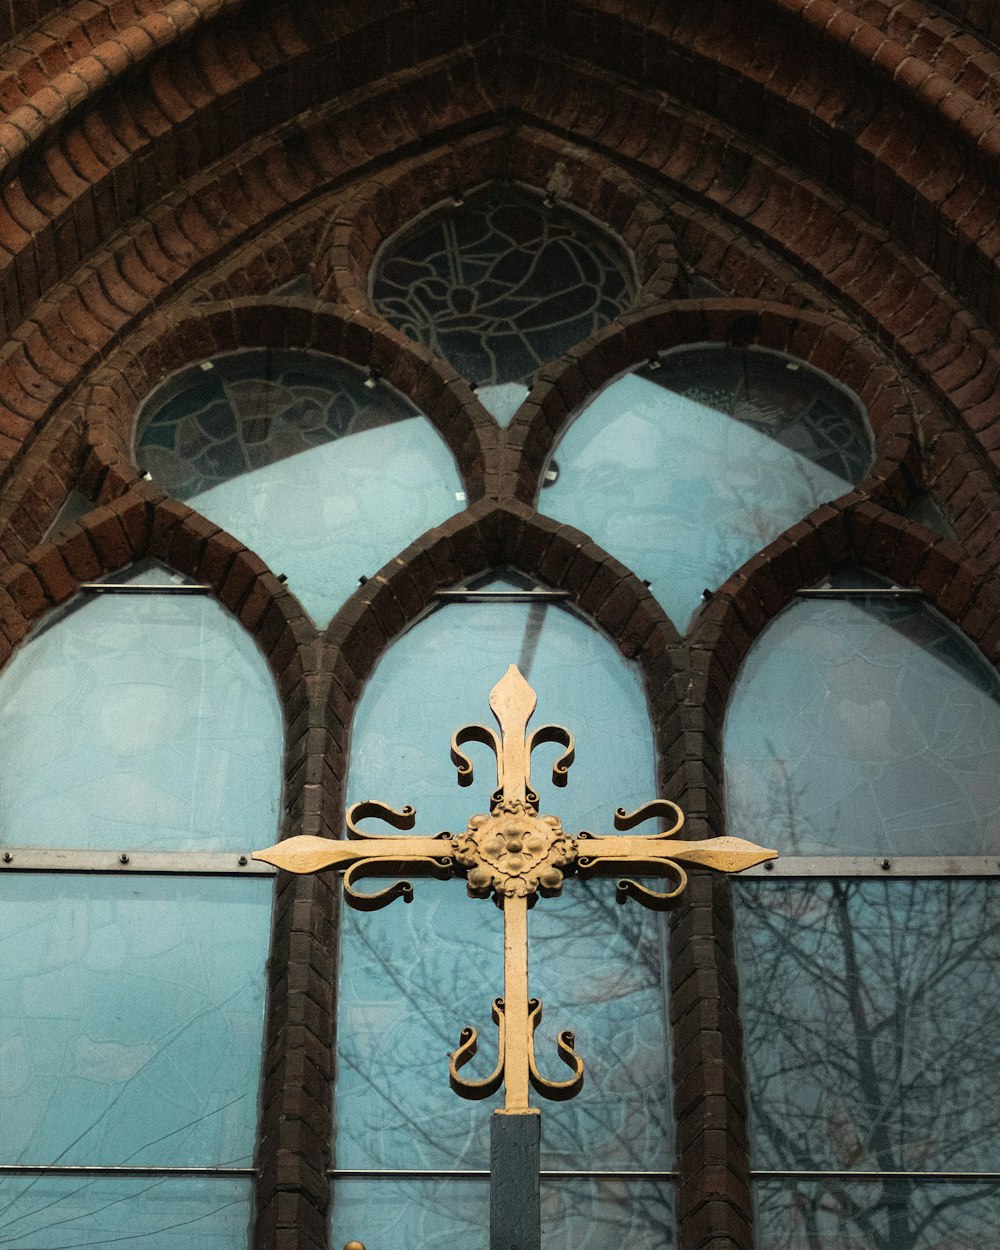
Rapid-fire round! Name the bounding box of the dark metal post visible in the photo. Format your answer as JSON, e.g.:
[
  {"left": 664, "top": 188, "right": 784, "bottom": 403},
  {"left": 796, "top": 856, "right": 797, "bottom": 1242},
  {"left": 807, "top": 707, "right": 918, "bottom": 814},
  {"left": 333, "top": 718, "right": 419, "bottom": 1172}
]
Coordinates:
[{"left": 490, "top": 1110, "right": 540, "bottom": 1250}]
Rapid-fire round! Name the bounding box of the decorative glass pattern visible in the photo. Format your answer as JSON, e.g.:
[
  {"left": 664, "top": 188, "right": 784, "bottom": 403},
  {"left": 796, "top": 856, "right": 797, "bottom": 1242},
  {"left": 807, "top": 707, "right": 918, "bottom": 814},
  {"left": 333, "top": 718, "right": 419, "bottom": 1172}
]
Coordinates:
[
  {"left": 725, "top": 571, "right": 1000, "bottom": 856},
  {"left": 331, "top": 1178, "right": 676, "bottom": 1250},
  {"left": 0, "top": 1175, "right": 254, "bottom": 1250},
  {"left": 736, "top": 878, "right": 1000, "bottom": 1245},
  {"left": 372, "top": 189, "right": 634, "bottom": 389},
  {"left": 540, "top": 347, "right": 872, "bottom": 632},
  {"left": 333, "top": 581, "right": 671, "bottom": 1225},
  {"left": 0, "top": 873, "right": 271, "bottom": 1166},
  {"left": 135, "top": 350, "right": 464, "bottom": 626},
  {"left": 136, "top": 350, "right": 419, "bottom": 499},
  {"left": 0, "top": 566, "right": 283, "bottom": 852}
]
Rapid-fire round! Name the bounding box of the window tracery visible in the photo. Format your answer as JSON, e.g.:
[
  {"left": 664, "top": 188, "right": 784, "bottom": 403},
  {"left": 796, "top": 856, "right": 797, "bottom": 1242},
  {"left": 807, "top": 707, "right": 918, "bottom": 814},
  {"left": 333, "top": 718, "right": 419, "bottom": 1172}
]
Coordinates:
[
  {"left": 135, "top": 351, "right": 465, "bottom": 626},
  {"left": 540, "top": 347, "right": 872, "bottom": 631}
]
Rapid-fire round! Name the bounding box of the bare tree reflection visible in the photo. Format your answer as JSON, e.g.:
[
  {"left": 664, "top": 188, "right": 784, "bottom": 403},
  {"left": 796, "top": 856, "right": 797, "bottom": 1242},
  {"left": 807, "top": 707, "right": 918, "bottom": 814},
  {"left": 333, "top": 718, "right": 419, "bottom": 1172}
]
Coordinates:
[
  {"left": 737, "top": 876, "right": 1000, "bottom": 1249},
  {"left": 335, "top": 879, "right": 677, "bottom": 1248}
]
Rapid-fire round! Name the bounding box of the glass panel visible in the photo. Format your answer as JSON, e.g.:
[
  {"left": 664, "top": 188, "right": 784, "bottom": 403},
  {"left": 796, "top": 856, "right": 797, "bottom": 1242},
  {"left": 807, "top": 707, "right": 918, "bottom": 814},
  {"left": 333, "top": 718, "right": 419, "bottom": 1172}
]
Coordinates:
[
  {"left": 330, "top": 1179, "right": 676, "bottom": 1250},
  {"left": 136, "top": 350, "right": 464, "bottom": 626},
  {"left": 754, "top": 1178, "right": 1000, "bottom": 1249},
  {"left": 904, "top": 494, "right": 957, "bottom": 540},
  {"left": 0, "top": 1175, "right": 252, "bottom": 1250},
  {"left": 332, "top": 1179, "right": 489, "bottom": 1250},
  {"left": 476, "top": 381, "right": 530, "bottom": 426},
  {"left": 0, "top": 573, "right": 283, "bottom": 852},
  {"left": 337, "top": 586, "right": 670, "bottom": 1172},
  {"left": 541, "top": 1179, "right": 676, "bottom": 1249},
  {"left": 735, "top": 879, "right": 1000, "bottom": 1175},
  {"left": 0, "top": 874, "right": 272, "bottom": 1167},
  {"left": 43, "top": 490, "right": 91, "bottom": 543},
  {"left": 540, "top": 348, "right": 871, "bottom": 632},
  {"left": 725, "top": 574, "right": 1000, "bottom": 855},
  {"left": 372, "top": 189, "right": 634, "bottom": 387}
]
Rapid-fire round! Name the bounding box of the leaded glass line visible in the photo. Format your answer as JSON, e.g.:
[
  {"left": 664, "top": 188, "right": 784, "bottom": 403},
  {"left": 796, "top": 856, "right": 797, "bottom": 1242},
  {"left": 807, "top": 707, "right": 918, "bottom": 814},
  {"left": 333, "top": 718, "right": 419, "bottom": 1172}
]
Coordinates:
[{"left": 372, "top": 188, "right": 634, "bottom": 388}]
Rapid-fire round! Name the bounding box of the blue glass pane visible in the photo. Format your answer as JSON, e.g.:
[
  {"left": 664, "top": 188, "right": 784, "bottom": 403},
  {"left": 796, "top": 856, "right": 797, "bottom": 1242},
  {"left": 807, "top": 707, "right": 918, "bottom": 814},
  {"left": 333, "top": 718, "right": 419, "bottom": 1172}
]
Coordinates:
[
  {"left": 541, "top": 349, "right": 870, "bottom": 632},
  {"left": 0, "top": 874, "right": 271, "bottom": 1167},
  {"left": 477, "top": 381, "right": 530, "bottom": 426},
  {"left": 331, "top": 1179, "right": 676, "bottom": 1250},
  {"left": 725, "top": 577, "right": 1000, "bottom": 855},
  {"left": 735, "top": 879, "right": 1000, "bottom": 1175},
  {"left": 0, "top": 1176, "right": 252, "bottom": 1250},
  {"left": 904, "top": 494, "right": 957, "bottom": 540},
  {"left": 0, "top": 573, "right": 283, "bottom": 852},
  {"left": 754, "top": 1179, "right": 1000, "bottom": 1249},
  {"left": 136, "top": 351, "right": 464, "bottom": 626},
  {"left": 337, "top": 589, "right": 670, "bottom": 1172},
  {"left": 373, "top": 190, "right": 634, "bottom": 387},
  {"left": 190, "top": 418, "right": 463, "bottom": 626},
  {"left": 332, "top": 1179, "right": 488, "bottom": 1250}
]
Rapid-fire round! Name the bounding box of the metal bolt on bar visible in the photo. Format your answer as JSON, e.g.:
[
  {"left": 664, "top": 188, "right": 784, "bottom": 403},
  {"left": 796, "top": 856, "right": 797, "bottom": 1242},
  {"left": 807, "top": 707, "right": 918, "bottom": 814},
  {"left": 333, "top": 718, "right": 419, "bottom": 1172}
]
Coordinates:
[{"left": 0, "top": 848, "right": 276, "bottom": 875}]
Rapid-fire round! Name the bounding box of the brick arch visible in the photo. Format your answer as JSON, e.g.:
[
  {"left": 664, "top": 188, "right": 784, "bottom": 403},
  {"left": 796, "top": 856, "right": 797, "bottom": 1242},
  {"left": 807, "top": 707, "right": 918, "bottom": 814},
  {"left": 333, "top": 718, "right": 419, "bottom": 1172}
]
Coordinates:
[
  {"left": 1, "top": 70, "right": 998, "bottom": 489},
  {"left": 512, "top": 298, "right": 920, "bottom": 507},
  {"left": 314, "top": 125, "right": 681, "bottom": 311},
  {"left": 314, "top": 498, "right": 729, "bottom": 832},
  {"left": 0, "top": 482, "right": 318, "bottom": 824},
  {"left": 78, "top": 298, "right": 497, "bottom": 502},
  {"left": 692, "top": 499, "right": 1000, "bottom": 735}
]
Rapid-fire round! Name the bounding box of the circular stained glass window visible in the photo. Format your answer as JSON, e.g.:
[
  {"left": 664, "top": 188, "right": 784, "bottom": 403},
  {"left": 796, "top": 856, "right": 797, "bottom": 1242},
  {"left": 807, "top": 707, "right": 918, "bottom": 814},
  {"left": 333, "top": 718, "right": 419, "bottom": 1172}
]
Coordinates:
[{"left": 371, "top": 187, "right": 635, "bottom": 391}]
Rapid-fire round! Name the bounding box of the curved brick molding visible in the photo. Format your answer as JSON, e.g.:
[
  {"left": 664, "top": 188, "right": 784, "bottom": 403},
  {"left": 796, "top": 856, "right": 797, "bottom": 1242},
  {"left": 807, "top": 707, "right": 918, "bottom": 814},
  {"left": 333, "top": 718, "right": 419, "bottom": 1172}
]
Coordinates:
[
  {"left": 77, "top": 299, "right": 495, "bottom": 501},
  {"left": 315, "top": 125, "right": 681, "bottom": 310},
  {"left": 512, "top": 298, "right": 920, "bottom": 506}
]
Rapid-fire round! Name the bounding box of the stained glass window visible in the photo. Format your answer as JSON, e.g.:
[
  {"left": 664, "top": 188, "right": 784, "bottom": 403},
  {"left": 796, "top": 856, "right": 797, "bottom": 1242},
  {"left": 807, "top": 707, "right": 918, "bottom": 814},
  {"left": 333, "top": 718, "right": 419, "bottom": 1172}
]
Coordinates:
[
  {"left": 0, "top": 567, "right": 278, "bottom": 1249},
  {"left": 135, "top": 350, "right": 464, "bottom": 625},
  {"left": 540, "top": 347, "right": 872, "bottom": 632},
  {"left": 371, "top": 188, "right": 635, "bottom": 423},
  {"left": 725, "top": 570, "right": 1000, "bottom": 857},
  {"left": 331, "top": 579, "right": 675, "bottom": 1250}
]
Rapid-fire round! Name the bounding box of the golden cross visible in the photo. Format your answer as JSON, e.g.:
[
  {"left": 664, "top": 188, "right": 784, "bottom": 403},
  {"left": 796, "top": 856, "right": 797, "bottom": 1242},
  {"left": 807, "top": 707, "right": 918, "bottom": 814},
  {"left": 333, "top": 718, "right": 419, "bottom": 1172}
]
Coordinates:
[{"left": 252, "top": 665, "right": 776, "bottom": 1114}]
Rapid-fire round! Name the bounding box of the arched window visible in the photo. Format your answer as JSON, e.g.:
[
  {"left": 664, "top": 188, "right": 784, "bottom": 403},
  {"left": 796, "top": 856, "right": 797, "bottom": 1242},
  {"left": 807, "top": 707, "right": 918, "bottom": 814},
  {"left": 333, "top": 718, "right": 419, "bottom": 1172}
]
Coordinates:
[
  {"left": 726, "top": 570, "right": 1000, "bottom": 1246},
  {"left": 541, "top": 347, "right": 872, "bottom": 632},
  {"left": 0, "top": 564, "right": 281, "bottom": 1249},
  {"left": 372, "top": 187, "right": 635, "bottom": 424},
  {"left": 332, "top": 575, "right": 675, "bottom": 1250},
  {"left": 135, "top": 351, "right": 465, "bottom": 626}
]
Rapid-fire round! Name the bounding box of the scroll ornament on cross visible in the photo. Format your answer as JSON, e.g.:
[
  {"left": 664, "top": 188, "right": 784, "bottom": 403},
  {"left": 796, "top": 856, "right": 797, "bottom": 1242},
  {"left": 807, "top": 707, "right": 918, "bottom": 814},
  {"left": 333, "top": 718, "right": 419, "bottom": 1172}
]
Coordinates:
[{"left": 253, "top": 665, "right": 777, "bottom": 1112}]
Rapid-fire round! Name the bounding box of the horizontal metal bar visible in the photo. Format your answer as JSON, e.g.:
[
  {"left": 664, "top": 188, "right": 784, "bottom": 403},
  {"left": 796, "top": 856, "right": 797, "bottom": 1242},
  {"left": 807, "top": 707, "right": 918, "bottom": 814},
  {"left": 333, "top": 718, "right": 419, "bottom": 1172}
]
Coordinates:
[
  {"left": 752, "top": 1170, "right": 1000, "bottom": 1183},
  {"left": 0, "top": 848, "right": 276, "bottom": 876},
  {"left": 328, "top": 1169, "right": 677, "bottom": 1181},
  {"left": 78, "top": 583, "right": 213, "bottom": 594},
  {"left": 739, "top": 856, "right": 1000, "bottom": 878},
  {"left": 796, "top": 587, "right": 924, "bottom": 598},
  {"left": 434, "top": 590, "right": 571, "bottom": 603},
  {"left": 0, "top": 1165, "right": 255, "bottom": 1177}
]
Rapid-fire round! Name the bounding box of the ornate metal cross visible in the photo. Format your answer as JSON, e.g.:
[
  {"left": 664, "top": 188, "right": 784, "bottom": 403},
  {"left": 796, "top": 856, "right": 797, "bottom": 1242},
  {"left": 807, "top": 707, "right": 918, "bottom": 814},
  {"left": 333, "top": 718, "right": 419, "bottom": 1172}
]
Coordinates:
[{"left": 253, "top": 665, "right": 777, "bottom": 1250}]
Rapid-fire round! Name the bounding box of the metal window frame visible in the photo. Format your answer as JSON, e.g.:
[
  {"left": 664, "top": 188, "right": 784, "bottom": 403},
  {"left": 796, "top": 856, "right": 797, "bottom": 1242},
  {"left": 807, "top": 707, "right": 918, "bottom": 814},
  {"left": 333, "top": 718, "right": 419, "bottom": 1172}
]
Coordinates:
[
  {"left": 751, "top": 1169, "right": 1000, "bottom": 1183},
  {"left": 0, "top": 1164, "right": 255, "bottom": 1177},
  {"left": 0, "top": 847, "right": 276, "bottom": 875},
  {"left": 739, "top": 855, "right": 1000, "bottom": 878},
  {"left": 328, "top": 1169, "right": 677, "bottom": 1181}
]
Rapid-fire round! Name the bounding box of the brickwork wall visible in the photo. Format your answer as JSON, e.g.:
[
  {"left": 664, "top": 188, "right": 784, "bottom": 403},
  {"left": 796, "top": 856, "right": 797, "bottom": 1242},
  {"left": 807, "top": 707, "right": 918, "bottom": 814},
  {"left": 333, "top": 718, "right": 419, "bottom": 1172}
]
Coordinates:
[{"left": 0, "top": 2, "right": 997, "bottom": 1249}]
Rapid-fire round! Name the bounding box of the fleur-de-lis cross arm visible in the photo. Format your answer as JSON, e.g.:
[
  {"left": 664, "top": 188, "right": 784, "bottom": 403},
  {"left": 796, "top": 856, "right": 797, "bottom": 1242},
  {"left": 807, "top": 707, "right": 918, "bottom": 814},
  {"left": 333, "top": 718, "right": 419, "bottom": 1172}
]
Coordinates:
[{"left": 252, "top": 664, "right": 777, "bottom": 1113}]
